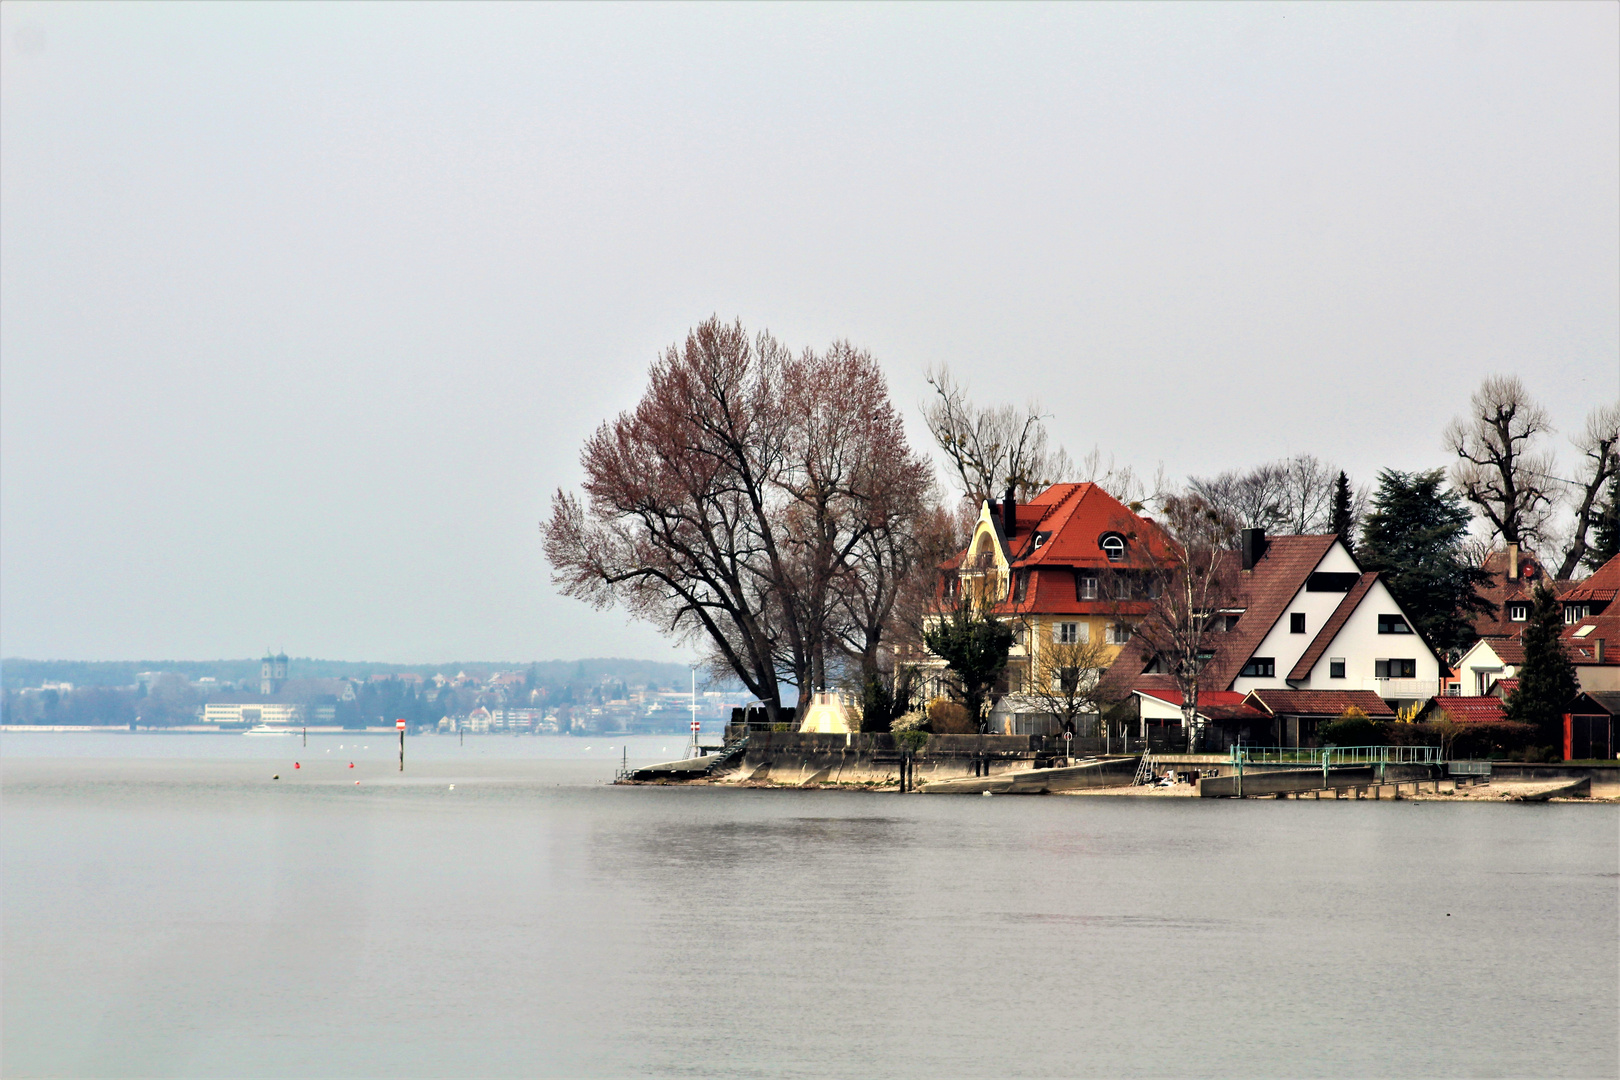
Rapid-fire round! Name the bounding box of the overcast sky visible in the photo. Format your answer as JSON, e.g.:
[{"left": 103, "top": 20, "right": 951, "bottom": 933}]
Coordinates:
[{"left": 2, "top": 2, "right": 1615, "bottom": 665}]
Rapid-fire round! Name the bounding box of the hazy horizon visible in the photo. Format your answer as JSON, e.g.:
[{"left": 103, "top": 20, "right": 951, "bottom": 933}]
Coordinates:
[{"left": 3, "top": 2, "right": 1616, "bottom": 664}]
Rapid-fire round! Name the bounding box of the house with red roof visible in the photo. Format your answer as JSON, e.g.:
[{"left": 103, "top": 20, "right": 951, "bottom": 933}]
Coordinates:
[
  {"left": 1104, "top": 527, "right": 1443, "bottom": 747},
  {"left": 928, "top": 483, "right": 1175, "bottom": 733},
  {"left": 1561, "top": 554, "right": 1620, "bottom": 693}
]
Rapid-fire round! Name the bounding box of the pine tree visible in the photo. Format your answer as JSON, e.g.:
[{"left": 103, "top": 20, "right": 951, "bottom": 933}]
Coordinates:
[
  {"left": 1331, "top": 471, "right": 1355, "bottom": 554},
  {"left": 1504, "top": 584, "right": 1579, "bottom": 752},
  {"left": 1358, "top": 469, "right": 1494, "bottom": 658},
  {"left": 1586, "top": 472, "right": 1619, "bottom": 571}
]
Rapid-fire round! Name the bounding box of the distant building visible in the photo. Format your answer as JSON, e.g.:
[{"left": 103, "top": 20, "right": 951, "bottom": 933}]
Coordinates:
[{"left": 260, "top": 651, "right": 289, "bottom": 695}]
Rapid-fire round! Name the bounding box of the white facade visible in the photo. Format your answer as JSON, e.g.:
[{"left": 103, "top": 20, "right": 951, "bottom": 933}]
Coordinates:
[
  {"left": 202, "top": 701, "right": 305, "bottom": 725},
  {"left": 1454, "top": 639, "right": 1516, "bottom": 697},
  {"left": 1228, "top": 540, "right": 1442, "bottom": 699}
]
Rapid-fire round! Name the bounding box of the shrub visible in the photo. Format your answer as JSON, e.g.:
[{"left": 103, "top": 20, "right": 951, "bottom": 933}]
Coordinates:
[
  {"left": 891, "top": 709, "right": 930, "bottom": 734},
  {"left": 926, "top": 697, "right": 975, "bottom": 735},
  {"left": 1319, "top": 706, "right": 1382, "bottom": 747}
]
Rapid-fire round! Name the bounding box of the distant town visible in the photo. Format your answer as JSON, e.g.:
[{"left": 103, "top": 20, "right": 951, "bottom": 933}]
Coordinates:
[{"left": 0, "top": 656, "right": 750, "bottom": 734}]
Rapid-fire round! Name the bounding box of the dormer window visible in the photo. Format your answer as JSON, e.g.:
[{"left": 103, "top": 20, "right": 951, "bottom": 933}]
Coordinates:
[
  {"left": 1507, "top": 603, "right": 1528, "bottom": 622},
  {"left": 1076, "top": 573, "right": 1098, "bottom": 600},
  {"left": 1564, "top": 604, "right": 1587, "bottom": 625},
  {"left": 1100, "top": 533, "right": 1126, "bottom": 561},
  {"left": 1032, "top": 531, "right": 1050, "bottom": 550}
]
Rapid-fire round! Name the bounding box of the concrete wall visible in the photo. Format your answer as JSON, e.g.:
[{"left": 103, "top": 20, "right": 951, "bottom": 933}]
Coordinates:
[{"left": 735, "top": 732, "right": 1049, "bottom": 785}]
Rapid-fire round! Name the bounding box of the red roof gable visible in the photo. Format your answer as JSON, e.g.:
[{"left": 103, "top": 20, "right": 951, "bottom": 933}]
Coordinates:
[
  {"left": 1132, "top": 683, "right": 1264, "bottom": 722},
  {"left": 1564, "top": 553, "right": 1620, "bottom": 605}
]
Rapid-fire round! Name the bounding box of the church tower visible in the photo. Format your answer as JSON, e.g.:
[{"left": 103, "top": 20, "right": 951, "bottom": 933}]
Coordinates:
[{"left": 261, "top": 650, "right": 289, "bottom": 696}]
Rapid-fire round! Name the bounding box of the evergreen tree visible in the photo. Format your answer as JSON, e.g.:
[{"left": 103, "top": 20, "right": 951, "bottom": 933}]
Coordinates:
[
  {"left": 1359, "top": 469, "right": 1494, "bottom": 658},
  {"left": 922, "top": 596, "right": 1014, "bottom": 734},
  {"left": 1586, "top": 472, "right": 1620, "bottom": 571},
  {"left": 1331, "top": 471, "right": 1355, "bottom": 553},
  {"left": 1504, "top": 583, "right": 1578, "bottom": 751}
]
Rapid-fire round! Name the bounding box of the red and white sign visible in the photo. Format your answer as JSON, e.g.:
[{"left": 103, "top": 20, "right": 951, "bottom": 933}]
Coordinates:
[
  {"left": 690, "top": 720, "right": 701, "bottom": 733},
  {"left": 396, "top": 719, "right": 407, "bottom": 730}
]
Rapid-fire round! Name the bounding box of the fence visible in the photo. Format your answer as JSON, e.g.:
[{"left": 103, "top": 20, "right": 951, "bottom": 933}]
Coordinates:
[{"left": 1232, "top": 744, "right": 1442, "bottom": 767}]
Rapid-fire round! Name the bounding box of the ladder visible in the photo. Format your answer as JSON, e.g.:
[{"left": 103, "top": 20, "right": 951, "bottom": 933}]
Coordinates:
[
  {"left": 1132, "top": 753, "right": 1155, "bottom": 786},
  {"left": 703, "top": 736, "right": 749, "bottom": 775}
]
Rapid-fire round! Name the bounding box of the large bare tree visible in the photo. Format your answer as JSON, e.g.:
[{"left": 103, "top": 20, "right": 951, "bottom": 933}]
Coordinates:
[
  {"left": 923, "top": 366, "right": 1073, "bottom": 506},
  {"left": 1121, "top": 493, "right": 1242, "bottom": 752},
  {"left": 1444, "top": 375, "right": 1557, "bottom": 548},
  {"left": 1189, "top": 454, "right": 1349, "bottom": 537},
  {"left": 1018, "top": 622, "right": 1116, "bottom": 736},
  {"left": 543, "top": 318, "right": 931, "bottom": 724},
  {"left": 1555, "top": 402, "right": 1620, "bottom": 579}
]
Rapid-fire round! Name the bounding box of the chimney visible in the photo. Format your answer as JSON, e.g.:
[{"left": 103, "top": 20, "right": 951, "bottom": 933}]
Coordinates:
[
  {"left": 1240, "top": 527, "right": 1267, "bottom": 571},
  {"left": 1002, "top": 485, "right": 1016, "bottom": 539},
  {"left": 1596, "top": 638, "right": 1606, "bottom": 664},
  {"left": 1507, "top": 543, "right": 1520, "bottom": 581}
]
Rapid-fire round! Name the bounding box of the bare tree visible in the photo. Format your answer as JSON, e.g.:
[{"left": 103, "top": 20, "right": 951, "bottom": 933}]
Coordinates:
[
  {"left": 1554, "top": 402, "right": 1620, "bottom": 579},
  {"left": 1018, "top": 622, "right": 1116, "bottom": 735},
  {"left": 1123, "top": 493, "right": 1242, "bottom": 752},
  {"left": 1276, "top": 454, "right": 1339, "bottom": 534},
  {"left": 923, "top": 366, "right": 1073, "bottom": 506},
  {"left": 1188, "top": 463, "right": 1287, "bottom": 534},
  {"left": 543, "top": 318, "right": 933, "bottom": 725},
  {"left": 1444, "top": 375, "right": 1557, "bottom": 548},
  {"left": 1076, "top": 444, "right": 1168, "bottom": 512}
]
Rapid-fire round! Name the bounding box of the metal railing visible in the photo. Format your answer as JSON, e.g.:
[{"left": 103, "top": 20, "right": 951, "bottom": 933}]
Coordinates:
[{"left": 1231, "top": 744, "right": 1442, "bottom": 767}]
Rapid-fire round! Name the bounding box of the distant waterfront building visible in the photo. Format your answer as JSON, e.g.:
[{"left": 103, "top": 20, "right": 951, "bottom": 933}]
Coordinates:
[
  {"left": 202, "top": 695, "right": 306, "bottom": 726},
  {"left": 260, "top": 651, "right": 289, "bottom": 695}
]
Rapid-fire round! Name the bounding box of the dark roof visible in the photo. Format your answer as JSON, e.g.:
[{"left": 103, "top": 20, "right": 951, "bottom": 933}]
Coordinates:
[
  {"left": 1202, "top": 536, "right": 1338, "bottom": 690},
  {"left": 1469, "top": 548, "right": 1576, "bottom": 638},
  {"left": 1244, "top": 689, "right": 1395, "bottom": 718},
  {"left": 1287, "top": 572, "right": 1378, "bottom": 681},
  {"left": 1569, "top": 691, "right": 1620, "bottom": 716},
  {"left": 1429, "top": 696, "right": 1507, "bottom": 725}
]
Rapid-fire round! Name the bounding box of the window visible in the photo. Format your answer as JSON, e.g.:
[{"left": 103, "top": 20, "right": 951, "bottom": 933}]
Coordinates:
[
  {"left": 1376, "top": 658, "right": 1416, "bottom": 679},
  {"left": 1306, "top": 572, "right": 1360, "bottom": 592},
  {"left": 1055, "top": 622, "right": 1086, "bottom": 645},
  {"left": 1013, "top": 571, "right": 1029, "bottom": 603},
  {"left": 1055, "top": 667, "right": 1079, "bottom": 693},
  {"left": 1329, "top": 658, "right": 1346, "bottom": 679},
  {"left": 1377, "top": 614, "right": 1412, "bottom": 635},
  {"left": 1564, "top": 604, "right": 1587, "bottom": 625},
  {"left": 1240, "top": 657, "right": 1275, "bottom": 678},
  {"left": 1032, "top": 532, "right": 1050, "bottom": 549},
  {"left": 1107, "top": 623, "right": 1132, "bottom": 645},
  {"left": 1100, "top": 534, "right": 1126, "bottom": 561},
  {"left": 1076, "top": 573, "right": 1098, "bottom": 600},
  {"left": 1507, "top": 604, "right": 1528, "bottom": 622},
  {"left": 1012, "top": 623, "right": 1026, "bottom": 646},
  {"left": 1290, "top": 613, "right": 1306, "bottom": 634}
]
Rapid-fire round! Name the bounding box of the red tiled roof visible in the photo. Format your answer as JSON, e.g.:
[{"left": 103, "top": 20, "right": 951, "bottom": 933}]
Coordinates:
[
  {"left": 1287, "top": 572, "right": 1378, "bottom": 681},
  {"left": 1488, "top": 677, "right": 1519, "bottom": 697},
  {"left": 1244, "top": 689, "right": 1395, "bottom": 717},
  {"left": 1132, "top": 684, "right": 1264, "bottom": 722},
  {"left": 1562, "top": 614, "right": 1620, "bottom": 664},
  {"left": 1430, "top": 696, "right": 1507, "bottom": 725},
  {"left": 1564, "top": 553, "right": 1620, "bottom": 605},
  {"left": 1472, "top": 635, "right": 1526, "bottom": 666},
  {"left": 1469, "top": 548, "right": 1577, "bottom": 638}
]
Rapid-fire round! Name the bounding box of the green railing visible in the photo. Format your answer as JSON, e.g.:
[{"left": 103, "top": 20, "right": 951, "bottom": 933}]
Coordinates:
[{"left": 1231, "top": 744, "right": 1442, "bottom": 767}]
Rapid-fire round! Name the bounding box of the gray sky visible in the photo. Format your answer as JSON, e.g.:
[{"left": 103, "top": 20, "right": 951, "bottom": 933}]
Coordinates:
[{"left": 2, "top": 2, "right": 1615, "bottom": 664}]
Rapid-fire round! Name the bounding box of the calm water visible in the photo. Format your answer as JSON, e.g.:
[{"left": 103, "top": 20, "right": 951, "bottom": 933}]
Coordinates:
[{"left": 3, "top": 732, "right": 1616, "bottom": 1079}]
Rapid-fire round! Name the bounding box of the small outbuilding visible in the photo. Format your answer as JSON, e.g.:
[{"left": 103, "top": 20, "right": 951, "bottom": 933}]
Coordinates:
[{"left": 1564, "top": 692, "right": 1619, "bottom": 761}]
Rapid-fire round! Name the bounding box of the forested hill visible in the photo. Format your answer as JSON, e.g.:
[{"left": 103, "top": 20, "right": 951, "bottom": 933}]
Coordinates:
[{"left": 1, "top": 657, "right": 706, "bottom": 692}]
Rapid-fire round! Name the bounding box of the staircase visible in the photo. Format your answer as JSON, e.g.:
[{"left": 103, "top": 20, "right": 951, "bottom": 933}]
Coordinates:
[{"left": 703, "top": 736, "right": 749, "bottom": 776}]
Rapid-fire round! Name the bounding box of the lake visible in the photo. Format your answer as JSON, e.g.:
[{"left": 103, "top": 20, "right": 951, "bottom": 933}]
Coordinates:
[{"left": 3, "top": 732, "right": 1616, "bottom": 1078}]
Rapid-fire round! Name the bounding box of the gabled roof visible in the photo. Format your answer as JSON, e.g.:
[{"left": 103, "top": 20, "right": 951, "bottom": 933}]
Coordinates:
[
  {"left": 1488, "top": 677, "right": 1519, "bottom": 698},
  {"left": 1466, "top": 635, "right": 1525, "bottom": 667},
  {"left": 1244, "top": 689, "right": 1395, "bottom": 717},
  {"left": 1430, "top": 696, "right": 1507, "bottom": 725},
  {"left": 1569, "top": 691, "right": 1620, "bottom": 716},
  {"left": 1286, "top": 572, "right": 1378, "bottom": 681},
  {"left": 1133, "top": 685, "right": 1264, "bottom": 723},
  {"left": 1469, "top": 548, "right": 1576, "bottom": 638},
  {"left": 1006, "top": 483, "right": 1178, "bottom": 569},
  {"left": 1201, "top": 535, "right": 1338, "bottom": 690},
  {"left": 1563, "top": 553, "right": 1620, "bottom": 605}
]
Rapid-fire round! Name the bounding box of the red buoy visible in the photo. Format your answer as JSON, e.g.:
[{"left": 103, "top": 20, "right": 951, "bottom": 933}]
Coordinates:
[
  {"left": 349, "top": 762, "right": 354, "bottom": 768},
  {"left": 294, "top": 762, "right": 300, "bottom": 769}
]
